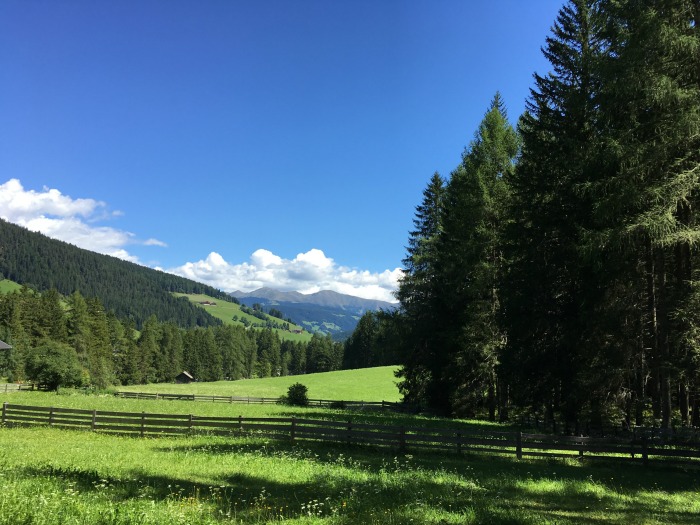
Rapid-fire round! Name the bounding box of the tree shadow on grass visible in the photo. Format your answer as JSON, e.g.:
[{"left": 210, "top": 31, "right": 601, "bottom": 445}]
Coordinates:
[
  {"left": 275, "top": 408, "right": 521, "bottom": 432},
  {"left": 160, "top": 437, "right": 699, "bottom": 522},
  {"left": 19, "top": 436, "right": 700, "bottom": 524}
]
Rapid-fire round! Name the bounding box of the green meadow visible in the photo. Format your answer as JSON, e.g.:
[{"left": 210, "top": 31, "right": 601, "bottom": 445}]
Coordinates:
[
  {"left": 0, "top": 278, "right": 24, "bottom": 294},
  {"left": 173, "top": 292, "right": 313, "bottom": 342},
  {"left": 118, "top": 366, "right": 402, "bottom": 402},
  {"left": 1, "top": 389, "right": 699, "bottom": 524}
]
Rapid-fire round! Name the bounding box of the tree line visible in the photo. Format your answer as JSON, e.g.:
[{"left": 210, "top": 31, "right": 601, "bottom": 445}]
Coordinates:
[
  {"left": 0, "top": 218, "right": 233, "bottom": 330},
  {"left": 386, "top": 0, "right": 700, "bottom": 430},
  {"left": 0, "top": 287, "right": 343, "bottom": 388}
]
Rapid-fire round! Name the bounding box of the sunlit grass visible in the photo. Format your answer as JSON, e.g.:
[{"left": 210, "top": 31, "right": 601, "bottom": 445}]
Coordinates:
[
  {"left": 2, "top": 390, "right": 699, "bottom": 524},
  {"left": 117, "top": 366, "right": 403, "bottom": 402},
  {"left": 1, "top": 422, "right": 698, "bottom": 524},
  {"left": 173, "top": 292, "right": 312, "bottom": 342}
]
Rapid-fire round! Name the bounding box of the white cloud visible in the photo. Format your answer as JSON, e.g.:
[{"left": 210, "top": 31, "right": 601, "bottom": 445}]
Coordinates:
[
  {"left": 0, "top": 178, "right": 401, "bottom": 302},
  {"left": 144, "top": 238, "right": 168, "bottom": 247},
  {"left": 169, "top": 249, "right": 401, "bottom": 303},
  {"left": 0, "top": 178, "right": 165, "bottom": 262}
]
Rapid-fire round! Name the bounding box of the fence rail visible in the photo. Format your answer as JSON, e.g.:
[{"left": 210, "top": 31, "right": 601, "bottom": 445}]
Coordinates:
[
  {"left": 3, "top": 402, "right": 699, "bottom": 466},
  {"left": 0, "top": 383, "right": 39, "bottom": 393},
  {"left": 114, "top": 391, "right": 413, "bottom": 412}
]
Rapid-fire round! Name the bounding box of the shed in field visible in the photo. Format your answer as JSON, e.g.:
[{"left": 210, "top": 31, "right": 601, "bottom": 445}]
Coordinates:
[
  {"left": 0, "top": 340, "right": 11, "bottom": 350},
  {"left": 175, "top": 371, "right": 194, "bottom": 384}
]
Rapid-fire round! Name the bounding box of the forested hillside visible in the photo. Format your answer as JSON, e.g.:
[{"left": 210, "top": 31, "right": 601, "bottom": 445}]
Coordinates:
[
  {"left": 0, "top": 285, "right": 344, "bottom": 387},
  {"left": 0, "top": 218, "right": 230, "bottom": 328},
  {"left": 360, "top": 0, "right": 700, "bottom": 431}
]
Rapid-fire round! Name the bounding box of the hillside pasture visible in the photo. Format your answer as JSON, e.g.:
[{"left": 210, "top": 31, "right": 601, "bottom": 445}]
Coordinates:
[
  {"left": 0, "top": 398, "right": 698, "bottom": 524},
  {"left": 118, "top": 366, "right": 402, "bottom": 403},
  {"left": 0, "top": 278, "right": 24, "bottom": 294},
  {"left": 174, "top": 292, "right": 313, "bottom": 342}
]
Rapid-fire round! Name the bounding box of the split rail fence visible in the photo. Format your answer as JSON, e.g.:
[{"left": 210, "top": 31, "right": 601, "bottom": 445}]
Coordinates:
[
  {"left": 0, "top": 383, "right": 40, "bottom": 393},
  {"left": 3, "top": 402, "right": 700, "bottom": 466},
  {"left": 115, "top": 391, "right": 413, "bottom": 412}
]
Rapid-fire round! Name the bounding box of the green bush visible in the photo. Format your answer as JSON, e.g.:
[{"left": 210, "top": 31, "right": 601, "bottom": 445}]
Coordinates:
[
  {"left": 285, "top": 382, "right": 309, "bottom": 407},
  {"left": 24, "top": 341, "right": 83, "bottom": 391}
]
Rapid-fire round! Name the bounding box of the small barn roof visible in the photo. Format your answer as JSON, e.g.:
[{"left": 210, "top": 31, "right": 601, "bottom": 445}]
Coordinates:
[
  {"left": 178, "top": 371, "right": 194, "bottom": 380},
  {"left": 0, "top": 340, "right": 11, "bottom": 350}
]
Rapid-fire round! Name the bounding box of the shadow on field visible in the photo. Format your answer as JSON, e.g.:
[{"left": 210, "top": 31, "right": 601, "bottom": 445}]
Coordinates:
[
  {"left": 20, "top": 439, "right": 700, "bottom": 524},
  {"left": 275, "top": 408, "right": 520, "bottom": 432}
]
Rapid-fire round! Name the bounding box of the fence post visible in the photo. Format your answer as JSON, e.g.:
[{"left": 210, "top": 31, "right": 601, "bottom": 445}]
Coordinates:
[
  {"left": 238, "top": 415, "right": 243, "bottom": 432},
  {"left": 140, "top": 412, "right": 146, "bottom": 438},
  {"left": 346, "top": 420, "right": 352, "bottom": 444},
  {"left": 642, "top": 435, "right": 649, "bottom": 466},
  {"left": 578, "top": 438, "right": 584, "bottom": 459},
  {"left": 290, "top": 417, "right": 296, "bottom": 443},
  {"left": 516, "top": 431, "right": 523, "bottom": 460},
  {"left": 399, "top": 426, "right": 406, "bottom": 452},
  {"left": 2, "top": 402, "right": 7, "bottom": 425},
  {"left": 91, "top": 410, "right": 97, "bottom": 431},
  {"left": 49, "top": 407, "right": 55, "bottom": 427},
  {"left": 456, "top": 432, "right": 462, "bottom": 455},
  {"left": 189, "top": 414, "right": 194, "bottom": 433}
]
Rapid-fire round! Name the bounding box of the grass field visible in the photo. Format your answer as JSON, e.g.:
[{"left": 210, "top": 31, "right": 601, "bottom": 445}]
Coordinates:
[
  {"left": 173, "top": 293, "right": 313, "bottom": 343},
  {"left": 0, "top": 278, "right": 23, "bottom": 294},
  {"left": 1, "top": 390, "right": 699, "bottom": 524},
  {"left": 118, "top": 366, "right": 402, "bottom": 403}
]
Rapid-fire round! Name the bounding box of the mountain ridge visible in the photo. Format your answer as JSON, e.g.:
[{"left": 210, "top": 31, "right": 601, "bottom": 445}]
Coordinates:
[
  {"left": 230, "top": 287, "right": 396, "bottom": 339},
  {"left": 230, "top": 287, "right": 396, "bottom": 310}
]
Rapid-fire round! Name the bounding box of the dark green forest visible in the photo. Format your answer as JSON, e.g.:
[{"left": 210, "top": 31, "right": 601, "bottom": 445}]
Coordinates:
[
  {"left": 0, "top": 286, "right": 344, "bottom": 387},
  {"left": 381, "top": 0, "right": 700, "bottom": 430},
  {"left": 0, "top": 218, "right": 231, "bottom": 329}
]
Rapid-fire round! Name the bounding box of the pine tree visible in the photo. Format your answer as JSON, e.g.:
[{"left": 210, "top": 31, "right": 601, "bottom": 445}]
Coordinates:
[
  {"left": 138, "top": 315, "right": 161, "bottom": 383},
  {"left": 436, "top": 94, "right": 518, "bottom": 418},
  {"left": 592, "top": 0, "right": 700, "bottom": 427},
  {"left": 394, "top": 172, "right": 446, "bottom": 408},
  {"left": 501, "top": 0, "right": 607, "bottom": 429}
]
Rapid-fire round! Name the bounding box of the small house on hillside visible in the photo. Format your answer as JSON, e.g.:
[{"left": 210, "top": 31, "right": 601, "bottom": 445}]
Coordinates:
[
  {"left": 0, "top": 340, "right": 11, "bottom": 350},
  {"left": 175, "top": 371, "right": 194, "bottom": 384}
]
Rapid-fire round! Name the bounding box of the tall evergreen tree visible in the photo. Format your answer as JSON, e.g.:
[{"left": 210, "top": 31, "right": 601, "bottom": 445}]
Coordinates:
[
  {"left": 436, "top": 94, "right": 518, "bottom": 418},
  {"left": 501, "top": 0, "right": 607, "bottom": 429},
  {"left": 394, "top": 172, "right": 446, "bottom": 407},
  {"left": 591, "top": 0, "right": 700, "bottom": 427}
]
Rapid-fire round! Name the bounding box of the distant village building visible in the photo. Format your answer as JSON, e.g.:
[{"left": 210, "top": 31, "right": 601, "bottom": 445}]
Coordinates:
[
  {"left": 175, "top": 371, "right": 194, "bottom": 384},
  {"left": 0, "top": 340, "right": 11, "bottom": 350}
]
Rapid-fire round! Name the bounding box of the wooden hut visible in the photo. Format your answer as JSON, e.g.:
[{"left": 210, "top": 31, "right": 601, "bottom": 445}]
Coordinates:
[{"left": 175, "top": 371, "right": 194, "bottom": 384}]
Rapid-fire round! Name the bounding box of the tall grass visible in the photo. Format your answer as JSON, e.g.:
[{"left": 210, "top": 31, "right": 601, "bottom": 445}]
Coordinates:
[{"left": 1, "top": 421, "right": 698, "bottom": 524}]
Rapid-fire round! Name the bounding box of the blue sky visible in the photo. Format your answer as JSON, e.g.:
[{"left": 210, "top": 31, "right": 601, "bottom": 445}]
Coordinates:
[{"left": 0, "top": 1, "right": 563, "bottom": 302}]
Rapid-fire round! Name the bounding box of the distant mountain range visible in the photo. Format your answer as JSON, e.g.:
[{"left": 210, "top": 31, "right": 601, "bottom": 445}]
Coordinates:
[{"left": 230, "top": 287, "right": 396, "bottom": 339}]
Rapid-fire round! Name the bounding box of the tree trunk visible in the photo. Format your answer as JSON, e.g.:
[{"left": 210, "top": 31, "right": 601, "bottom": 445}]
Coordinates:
[
  {"left": 656, "top": 251, "right": 672, "bottom": 430},
  {"left": 645, "top": 240, "right": 662, "bottom": 421},
  {"left": 679, "top": 382, "right": 689, "bottom": 426}
]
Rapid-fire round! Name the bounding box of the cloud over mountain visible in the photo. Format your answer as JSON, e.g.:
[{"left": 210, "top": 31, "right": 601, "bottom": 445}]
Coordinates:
[{"left": 169, "top": 249, "right": 401, "bottom": 303}]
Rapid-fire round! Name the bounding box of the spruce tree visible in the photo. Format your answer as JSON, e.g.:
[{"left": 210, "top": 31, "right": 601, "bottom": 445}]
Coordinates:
[
  {"left": 502, "top": 0, "right": 607, "bottom": 429},
  {"left": 394, "top": 172, "right": 446, "bottom": 408},
  {"left": 436, "top": 94, "right": 518, "bottom": 418}
]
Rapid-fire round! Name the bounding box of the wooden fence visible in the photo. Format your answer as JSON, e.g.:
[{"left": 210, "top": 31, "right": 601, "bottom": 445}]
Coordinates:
[
  {"left": 3, "top": 402, "right": 700, "bottom": 466},
  {"left": 115, "top": 391, "right": 414, "bottom": 412},
  {"left": 0, "top": 383, "right": 40, "bottom": 393}
]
